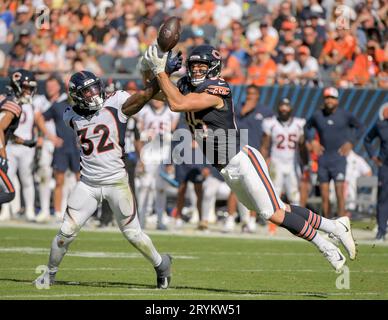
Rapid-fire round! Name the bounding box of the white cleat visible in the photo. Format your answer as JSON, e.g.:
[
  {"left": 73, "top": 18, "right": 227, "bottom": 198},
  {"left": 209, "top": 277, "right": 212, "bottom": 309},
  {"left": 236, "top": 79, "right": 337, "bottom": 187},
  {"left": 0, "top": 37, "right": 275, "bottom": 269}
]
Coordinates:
[
  {"left": 332, "top": 216, "right": 357, "bottom": 260},
  {"left": 223, "top": 215, "right": 236, "bottom": 233},
  {"left": 33, "top": 270, "right": 56, "bottom": 288},
  {"left": 323, "top": 245, "right": 346, "bottom": 272},
  {"left": 35, "top": 211, "right": 51, "bottom": 223}
]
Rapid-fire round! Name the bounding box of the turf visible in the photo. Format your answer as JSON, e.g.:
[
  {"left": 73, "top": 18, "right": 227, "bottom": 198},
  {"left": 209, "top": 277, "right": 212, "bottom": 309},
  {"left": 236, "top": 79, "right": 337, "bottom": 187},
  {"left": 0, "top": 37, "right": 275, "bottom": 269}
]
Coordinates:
[{"left": 0, "top": 226, "right": 387, "bottom": 300}]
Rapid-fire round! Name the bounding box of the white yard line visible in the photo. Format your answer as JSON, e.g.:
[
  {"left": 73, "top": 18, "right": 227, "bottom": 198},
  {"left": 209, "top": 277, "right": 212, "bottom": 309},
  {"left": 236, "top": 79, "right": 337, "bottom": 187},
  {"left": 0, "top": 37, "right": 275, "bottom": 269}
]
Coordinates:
[
  {"left": 0, "top": 291, "right": 383, "bottom": 299},
  {"left": 0, "top": 247, "right": 197, "bottom": 259}
]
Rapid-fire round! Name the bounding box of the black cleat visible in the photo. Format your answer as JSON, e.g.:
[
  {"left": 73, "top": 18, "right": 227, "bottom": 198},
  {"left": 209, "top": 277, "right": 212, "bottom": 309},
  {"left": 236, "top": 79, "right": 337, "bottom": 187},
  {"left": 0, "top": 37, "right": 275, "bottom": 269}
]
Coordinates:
[{"left": 154, "top": 254, "right": 172, "bottom": 289}]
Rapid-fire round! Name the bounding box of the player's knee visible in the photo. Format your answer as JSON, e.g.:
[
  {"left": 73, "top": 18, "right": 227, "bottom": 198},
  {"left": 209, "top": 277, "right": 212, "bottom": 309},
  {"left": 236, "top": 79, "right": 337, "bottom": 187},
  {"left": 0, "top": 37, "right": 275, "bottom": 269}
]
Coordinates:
[
  {"left": 0, "top": 191, "right": 15, "bottom": 204},
  {"left": 60, "top": 215, "right": 80, "bottom": 238},
  {"left": 55, "top": 232, "right": 75, "bottom": 248}
]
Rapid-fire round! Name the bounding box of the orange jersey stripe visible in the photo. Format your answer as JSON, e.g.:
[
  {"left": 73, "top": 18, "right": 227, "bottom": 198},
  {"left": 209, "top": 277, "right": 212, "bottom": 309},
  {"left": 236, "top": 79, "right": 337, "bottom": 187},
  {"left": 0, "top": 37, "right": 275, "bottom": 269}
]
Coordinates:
[
  {"left": 0, "top": 170, "right": 14, "bottom": 193},
  {"left": 246, "top": 148, "right": 281, "bottom": 210}
]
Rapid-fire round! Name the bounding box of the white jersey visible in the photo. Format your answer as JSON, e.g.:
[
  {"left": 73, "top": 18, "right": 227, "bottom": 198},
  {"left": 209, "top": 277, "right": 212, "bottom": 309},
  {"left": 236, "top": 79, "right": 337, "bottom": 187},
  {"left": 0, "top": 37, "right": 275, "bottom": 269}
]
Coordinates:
[
  {"left": 63, "top": 90, "right": 130, "bottom": 185},
  {"left": 262, "top": 116, "right": 305, "bottom": 162},
  {"left": 137, "top": 104, "right": 179, "bottom": 141},
  {"left": 346, "top": 151, "right": 372, "bottom": 184},
  {"left": 13, "top": 102, "right": 35, "bottom": 141}
]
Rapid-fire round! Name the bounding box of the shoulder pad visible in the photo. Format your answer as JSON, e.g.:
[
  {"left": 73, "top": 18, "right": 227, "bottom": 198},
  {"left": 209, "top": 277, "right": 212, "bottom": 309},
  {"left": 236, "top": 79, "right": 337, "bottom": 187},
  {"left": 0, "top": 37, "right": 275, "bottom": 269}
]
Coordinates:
[
  {"left": 0, "top": 95, "right": 21, "bottom": 118},
  {"left": 199, "top": 78, "right": 231, "bottom": 96}
]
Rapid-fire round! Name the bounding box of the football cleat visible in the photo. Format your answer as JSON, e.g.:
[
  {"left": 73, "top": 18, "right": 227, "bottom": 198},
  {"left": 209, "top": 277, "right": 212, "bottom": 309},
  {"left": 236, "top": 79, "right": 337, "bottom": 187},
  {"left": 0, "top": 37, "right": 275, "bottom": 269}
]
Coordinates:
[
  {"left": 155, "top": 254, "right": 172, "bottom": 289},
  {"left": 223, "top": 215, "right": 235, "bottom": 233},
  {"left": 331, "top": 216, "right": 357, "bottom": 260},
  {"left": 322, "top": 244, "right": 346, "bottom": 272},
  {"left": 33, "top": 269, "right": 56, "bottom": 288}
]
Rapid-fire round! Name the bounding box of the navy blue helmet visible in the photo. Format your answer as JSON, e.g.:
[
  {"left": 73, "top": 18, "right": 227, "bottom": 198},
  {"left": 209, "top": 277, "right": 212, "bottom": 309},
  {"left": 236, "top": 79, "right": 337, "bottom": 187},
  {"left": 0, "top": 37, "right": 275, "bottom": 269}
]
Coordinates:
[
  {"left": 68, "top": 71, "right": 105, "bottom": 111},
  {"left": 9, "top": 69, "right": 37, "bottom": 104},
  {"left": 186, "top": 45, "right": 222, "bottom": 86}
]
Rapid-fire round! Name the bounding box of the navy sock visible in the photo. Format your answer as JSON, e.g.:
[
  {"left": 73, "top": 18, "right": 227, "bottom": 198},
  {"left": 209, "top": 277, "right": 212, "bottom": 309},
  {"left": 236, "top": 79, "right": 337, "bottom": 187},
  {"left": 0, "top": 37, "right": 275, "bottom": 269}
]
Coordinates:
[
  {"left": 281, "top": 211, "right": 317, "bottom": 241},
  {"left": 289, "top": 205, "right": 322, "bottom": 229}
]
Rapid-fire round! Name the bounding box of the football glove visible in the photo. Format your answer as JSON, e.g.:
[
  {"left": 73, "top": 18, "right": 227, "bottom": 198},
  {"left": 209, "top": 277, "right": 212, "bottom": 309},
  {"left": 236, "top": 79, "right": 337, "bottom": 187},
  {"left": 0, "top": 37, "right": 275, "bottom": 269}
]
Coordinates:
[
  {"left": 144, "top": 44, "right": 168, "bottom": 75},
  {"left": 0, "top": 156, "right": 8, "bottom": 173},
  {"left": 165, "top": 50, "right": 182, "bottom": 75}
]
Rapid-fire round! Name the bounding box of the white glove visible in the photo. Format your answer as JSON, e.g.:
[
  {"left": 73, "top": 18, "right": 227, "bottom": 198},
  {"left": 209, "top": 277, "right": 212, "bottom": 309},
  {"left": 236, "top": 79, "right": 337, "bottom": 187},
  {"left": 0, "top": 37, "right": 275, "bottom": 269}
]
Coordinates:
[{"left": 144, "top": 44, "right": 168, "bottom": 75}]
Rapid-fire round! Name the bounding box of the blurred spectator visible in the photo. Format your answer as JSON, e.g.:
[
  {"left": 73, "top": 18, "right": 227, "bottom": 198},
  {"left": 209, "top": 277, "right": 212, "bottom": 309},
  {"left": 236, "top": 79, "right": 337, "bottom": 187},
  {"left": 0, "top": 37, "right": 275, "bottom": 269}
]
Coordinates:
[
  {"left": 140, "top": 0, "right": 166, "bottom": 29},
  {"left": 247, "top": 44, "right": 277, "bottom": 86},
  {"left": 378, "top": 62, "right": 388, "bottom": 89},
  {"left": 184, "top": 0, "right": 215, "bottom": 27},
  {"left": 167, "top": 0, "right": 187, "bottom": 18},
  {"left": 1, "top": 41, "right": 27, "bottom": 76},
  {"left": 345, "top": 40, "right": 387, "bottom": 86},
  {"left": 307, "top": 12, "right": 326, "bottom": 43},
  {"left": 85, "top": 13, "right": 112, "bottom": 50},
  {"left": 319, "top": 28, "right": 357, "bottom": 74},
  {"left": 297, "top": 45, "right": 320, "bottom": 86},
  {"left": 219, "top": 43, "right": 245, "bottom": 85},
  {"left": 275, "top": 19, "right": 300, "bottom": 63},
  {"left": 276, "top": 46, "right": 301, "bottom": 85},
  {"left": 88, "top": 0, "right": 114, "bottom": 18},
  {"left": 245, "top": 0, "right": 270, "bottom": 25},
  {"left": 8, "top": 4, "right": 36, "bottom": 42},
  {"left": 78, "top": 3, "right": 94, "bottom": 33},
  {"left": 25, "top": 37, "right": 57, "bottom": 76},
  {"left": 213, "top": 0, "right": 242, "bottom": 32},
  {"left": 273, "top": 1, "right": 294, "bottom": 31},
  {"left": 299, "top": 0, "right": 326, "bottom": 21},
  {"left": 302, "top": 25, "right": 323, "bottom": 59},
  {"left": 73, "top": 48, "right": 103, "bottom": 76},
  {"left": 256, "top": 22, "right": 279, "bottom": 54}
]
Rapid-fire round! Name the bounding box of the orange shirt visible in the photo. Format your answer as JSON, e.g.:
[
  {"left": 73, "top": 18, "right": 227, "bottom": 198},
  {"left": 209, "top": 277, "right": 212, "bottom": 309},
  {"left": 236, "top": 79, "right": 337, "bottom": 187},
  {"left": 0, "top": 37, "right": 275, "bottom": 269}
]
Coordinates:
[
  {"left": 223, "top": 55, "right": 246, "bottom": 85},
  {"left": 188, "top": 0, "right": 215, "bottom": 26},
  {"left": 346, "top": 53, "right": 381, "bottom": 85},
  {"left": 323, "top": 35, "right": 357, "bottom": 60},
  {"left": 247, "top": 59, "right": 277, "bottom": 86}
]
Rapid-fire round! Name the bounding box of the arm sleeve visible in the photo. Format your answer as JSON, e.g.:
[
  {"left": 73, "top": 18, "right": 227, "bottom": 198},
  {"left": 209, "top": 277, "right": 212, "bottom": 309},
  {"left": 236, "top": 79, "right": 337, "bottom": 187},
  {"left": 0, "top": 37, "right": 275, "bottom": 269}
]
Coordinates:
[
  {"left": 364, "top": 124, "right": 378, "bottom": 158},
  {"left": 348, "top": 112, "right": 364, "bottom": 144},
  {"left": 304, "top": 115, "right": 316, "bottom": 142}
]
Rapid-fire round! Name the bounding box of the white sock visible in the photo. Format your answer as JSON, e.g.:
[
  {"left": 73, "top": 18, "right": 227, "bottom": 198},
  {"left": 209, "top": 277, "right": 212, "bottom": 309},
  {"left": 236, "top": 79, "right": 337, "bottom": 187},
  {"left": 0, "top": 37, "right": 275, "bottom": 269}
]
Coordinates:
[
  {"left": 319, "top": 217, "right": 337, "bottom": 234},
  {"left": 311, "top": 232, "right": 334, "bottom": 252}
]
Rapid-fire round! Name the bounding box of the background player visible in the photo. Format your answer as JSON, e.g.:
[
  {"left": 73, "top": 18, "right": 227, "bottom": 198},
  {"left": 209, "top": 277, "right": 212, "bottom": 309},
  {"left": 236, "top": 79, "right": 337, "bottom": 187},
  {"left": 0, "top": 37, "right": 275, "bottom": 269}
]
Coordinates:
[
  {"left": 136, "top": 99, "right": 179, "bottom": 230},
  {"left": 364, "top": 104, "right": 388, "bottom": 241},
  {"left": 0, "top": 69, "right": 37, "bottom": 206},
  {"left": 261, "top": 98, "right": 308, "bottom": 205},
  {"left": 304, "top": 87, "right": 364, "bottom": 218},
  {"left": 144, "top": 43, "right": 357, "bottom": 272}
]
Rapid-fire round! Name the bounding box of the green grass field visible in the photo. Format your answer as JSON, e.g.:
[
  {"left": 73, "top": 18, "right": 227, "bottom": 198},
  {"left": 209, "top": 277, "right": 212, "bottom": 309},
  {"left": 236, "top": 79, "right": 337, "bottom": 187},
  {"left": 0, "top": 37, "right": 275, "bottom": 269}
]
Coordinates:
[{"left": 0, "top": 226, "right": 387, "bottom": 300}]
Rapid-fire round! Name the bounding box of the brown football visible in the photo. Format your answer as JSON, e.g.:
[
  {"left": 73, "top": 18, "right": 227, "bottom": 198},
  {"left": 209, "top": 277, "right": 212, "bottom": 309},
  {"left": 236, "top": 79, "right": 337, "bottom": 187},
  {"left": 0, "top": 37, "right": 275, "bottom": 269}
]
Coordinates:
[{"left": 157, "top": 16, "right": 181, "bottom": 52}]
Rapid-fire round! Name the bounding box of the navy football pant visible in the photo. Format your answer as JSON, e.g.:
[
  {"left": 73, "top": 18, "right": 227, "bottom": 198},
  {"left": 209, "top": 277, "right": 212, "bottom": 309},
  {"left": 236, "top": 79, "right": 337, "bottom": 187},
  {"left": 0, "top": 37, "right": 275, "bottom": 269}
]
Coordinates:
[{"left": 377, "top": 164, "right": 388, "bottom": 236}]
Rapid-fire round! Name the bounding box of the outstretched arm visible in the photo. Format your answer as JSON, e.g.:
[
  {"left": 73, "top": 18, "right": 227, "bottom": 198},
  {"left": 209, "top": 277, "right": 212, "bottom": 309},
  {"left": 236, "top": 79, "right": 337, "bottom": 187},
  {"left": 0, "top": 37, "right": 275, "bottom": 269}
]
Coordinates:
[{"left": 121, "top": 77, "right": 161, "bottom": 118}]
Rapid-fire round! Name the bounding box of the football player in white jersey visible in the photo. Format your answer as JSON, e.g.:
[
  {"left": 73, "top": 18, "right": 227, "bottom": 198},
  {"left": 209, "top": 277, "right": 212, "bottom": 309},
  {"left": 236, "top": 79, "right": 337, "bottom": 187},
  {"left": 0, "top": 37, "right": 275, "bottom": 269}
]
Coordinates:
[
  {"left": 34, "top": 60, "right": 182, "bottom": 288},
  {"left": 34, "top": 77, "right": 68, "bottom": 222},
  {"left": 261, "top": 98, "right": 308, "bottom": 205},
  {"left": 136, "top": 99, "right": 179, "bottom": 230}
]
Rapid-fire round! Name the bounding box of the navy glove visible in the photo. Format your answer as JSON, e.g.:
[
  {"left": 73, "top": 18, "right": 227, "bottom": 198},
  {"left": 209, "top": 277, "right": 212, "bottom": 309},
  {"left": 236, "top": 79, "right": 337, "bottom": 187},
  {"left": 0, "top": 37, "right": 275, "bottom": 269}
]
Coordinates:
[
  {"left": 0, "top": 156, "right": 8, "bottom": 173},
  {"left": 165, "top": 50, "right": 182, "bottom": 75}
]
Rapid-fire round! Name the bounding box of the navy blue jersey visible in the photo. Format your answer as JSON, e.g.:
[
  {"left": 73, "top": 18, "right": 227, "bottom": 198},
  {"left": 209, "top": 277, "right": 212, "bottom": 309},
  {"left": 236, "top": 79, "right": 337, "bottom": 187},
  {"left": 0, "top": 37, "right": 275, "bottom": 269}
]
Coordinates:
[
  {"left": 0, "top": 94, "right": 22, "bottom": 145},
  {"left": 364, "top": 119, "right": 388, "bottom": 165},
  {"left": 304, "top": 108, "right": 363, "bottom": 158},
  {"left": 43, "top": 97, "right": 78, "bottom": 153},
  {"left": 177, "top": 76, "right": 239, "bottom": 171},
  {"left": 236, "top": 104, "right": 274, "bottom": 150}
]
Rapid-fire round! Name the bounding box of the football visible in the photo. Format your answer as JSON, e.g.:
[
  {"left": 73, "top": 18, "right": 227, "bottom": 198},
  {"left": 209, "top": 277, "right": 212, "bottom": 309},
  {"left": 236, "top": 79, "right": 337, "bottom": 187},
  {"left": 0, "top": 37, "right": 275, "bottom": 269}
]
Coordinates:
[{"left": 157, "top": 16, "right": 181, "bottom": 52}]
